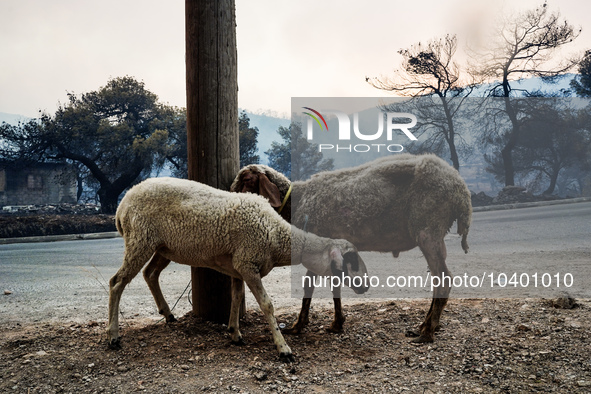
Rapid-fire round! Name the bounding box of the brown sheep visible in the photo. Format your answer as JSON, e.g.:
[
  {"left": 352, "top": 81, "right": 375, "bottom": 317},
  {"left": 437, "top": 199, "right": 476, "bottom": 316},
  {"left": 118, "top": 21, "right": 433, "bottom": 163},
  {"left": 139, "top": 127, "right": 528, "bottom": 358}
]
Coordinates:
[{"left": 230, "top": 153, "right": 472, "bottom": 343}]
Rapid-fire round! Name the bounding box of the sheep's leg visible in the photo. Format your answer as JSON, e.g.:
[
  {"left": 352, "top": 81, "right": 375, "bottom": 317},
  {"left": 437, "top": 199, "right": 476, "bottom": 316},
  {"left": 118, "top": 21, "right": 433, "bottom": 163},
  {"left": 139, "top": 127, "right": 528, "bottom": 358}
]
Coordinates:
[
  {"left": 419, "top": 298, "right": 447, "bottom": 334},
  {"left": 107, "top": 245, "right": 154, "bottom": 349},
  {"left": 412, "top": 231, "right": 450, "bottom": 343},
  {"left": 283, "top": 298, "right": 311, "bottom": 335},
  {"left": 228, "top": 277, "right": 244, "bottom": 344},
  {"left": 242, "top": 271, "right": 293, "bottom": 362},
  {"left": 421, "top": 300, "right": 442, "bottom": 332},
  {"left": 283, "top": 269, "right": 315, "bottom": 335},
  {"left": 326, "top": 285, "right": 345, "bottom": 333},
  {"left": 143, "top": 252, "right": 175, "bottom": 322},
  {"left": 407, "top": 298, "right": 444, "bottom": 337}
]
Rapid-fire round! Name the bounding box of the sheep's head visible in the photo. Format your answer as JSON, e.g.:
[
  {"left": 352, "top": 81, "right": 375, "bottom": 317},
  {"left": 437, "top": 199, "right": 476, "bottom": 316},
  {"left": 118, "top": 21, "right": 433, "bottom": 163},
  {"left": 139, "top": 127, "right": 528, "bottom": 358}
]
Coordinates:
[
  {"left": 329, "top": 244, "right": 369, "bottom": 295},
  {"left": 231, "top": 165, "right": 282, "bottom": 208}
]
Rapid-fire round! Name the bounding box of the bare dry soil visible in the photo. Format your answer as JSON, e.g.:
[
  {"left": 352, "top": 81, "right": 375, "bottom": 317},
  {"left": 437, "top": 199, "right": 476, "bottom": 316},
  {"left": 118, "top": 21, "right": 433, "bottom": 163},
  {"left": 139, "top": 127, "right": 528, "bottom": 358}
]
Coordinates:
[{"left": 1, "top": 298, "right": 590, "bottom": 393}]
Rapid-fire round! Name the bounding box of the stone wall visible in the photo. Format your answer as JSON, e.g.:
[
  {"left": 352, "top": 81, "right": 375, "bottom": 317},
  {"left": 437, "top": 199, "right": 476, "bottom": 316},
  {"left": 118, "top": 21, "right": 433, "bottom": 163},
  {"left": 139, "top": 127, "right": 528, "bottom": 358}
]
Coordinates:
[{"left": 0, "top": 164, "right": 77, "bottom": 206}]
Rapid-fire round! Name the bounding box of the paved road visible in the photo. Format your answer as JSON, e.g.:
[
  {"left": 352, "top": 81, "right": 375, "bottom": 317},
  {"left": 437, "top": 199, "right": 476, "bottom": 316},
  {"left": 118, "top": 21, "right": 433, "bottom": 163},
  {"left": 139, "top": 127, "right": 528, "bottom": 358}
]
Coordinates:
[
  {"left": 296, "top": 201, "right": 591, "bottom": 300},
  {"left": 1, "top": 201, "right": 590, "bottom": 325},
  {"left": 0, "top": 238, "right": 290, "bottom": 325}
]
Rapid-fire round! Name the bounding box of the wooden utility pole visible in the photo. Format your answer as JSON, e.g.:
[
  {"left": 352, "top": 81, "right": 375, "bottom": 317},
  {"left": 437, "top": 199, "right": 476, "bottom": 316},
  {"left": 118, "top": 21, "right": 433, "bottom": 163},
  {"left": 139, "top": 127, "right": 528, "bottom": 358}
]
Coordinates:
[{"left": 185, "top": 0, "right": 239, "bottom": 323}]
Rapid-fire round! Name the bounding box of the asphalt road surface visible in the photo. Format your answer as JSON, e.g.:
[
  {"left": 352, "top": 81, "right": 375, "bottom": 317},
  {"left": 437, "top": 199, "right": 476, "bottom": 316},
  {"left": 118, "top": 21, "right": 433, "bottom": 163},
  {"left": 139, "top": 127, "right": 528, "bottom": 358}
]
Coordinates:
[{"left": 1, "top": 201, "right": 590, "bottom": 325}]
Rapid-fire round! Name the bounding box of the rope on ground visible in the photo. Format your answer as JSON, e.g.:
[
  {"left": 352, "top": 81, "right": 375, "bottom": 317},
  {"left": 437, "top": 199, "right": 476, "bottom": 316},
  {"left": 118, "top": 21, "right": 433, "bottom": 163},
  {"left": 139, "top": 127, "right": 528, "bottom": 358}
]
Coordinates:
[{"left": 156, "top": 279, "right": 192, "bottom": 324}]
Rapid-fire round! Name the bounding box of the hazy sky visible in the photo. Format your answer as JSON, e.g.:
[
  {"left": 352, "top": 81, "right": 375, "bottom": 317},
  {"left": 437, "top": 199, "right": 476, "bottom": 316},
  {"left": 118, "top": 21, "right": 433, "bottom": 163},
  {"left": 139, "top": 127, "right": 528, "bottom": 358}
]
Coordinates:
[{"left": 1, "top": 0, "right": 590, "bottom": 119}]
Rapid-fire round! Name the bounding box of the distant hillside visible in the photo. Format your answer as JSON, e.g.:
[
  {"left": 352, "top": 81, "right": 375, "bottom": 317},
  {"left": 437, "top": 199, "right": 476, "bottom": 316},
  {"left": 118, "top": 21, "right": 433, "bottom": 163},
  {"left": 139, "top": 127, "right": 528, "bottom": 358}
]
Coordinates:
[
  {"left": 0, "top": 112, "right": 31, "bottom": 125},
  {"left": 473, "top": 73, "right": 576, "bottom": 96},
  {"left": 242, "top": 110, "right": 290, "bottom": 165}
]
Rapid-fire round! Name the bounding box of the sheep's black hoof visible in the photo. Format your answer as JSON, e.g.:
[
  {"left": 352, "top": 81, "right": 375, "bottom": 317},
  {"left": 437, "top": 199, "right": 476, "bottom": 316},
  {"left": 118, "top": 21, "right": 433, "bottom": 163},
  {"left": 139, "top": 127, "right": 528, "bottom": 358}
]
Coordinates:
[
  {"left": 405, "top": 327, "right": 435, "bottom": 343},
  {"left": 410, "top": 334, "right": 434, "bottom": 344},
  {"left": 279, "top": 352, "right": 295, "bottom": 363},
  {"left": 108, "top": 338, "right": 122, "bottom": 350},
  {"left": 325, "top": 321, "right": 344, "bottom": 333},
  {"left": 282, "top": 323, "right": 303, "bottom": 335},
  {"left": 231, "top": 337, "right": 245, "bottom": 346},
  {"left": 166, "top": 314, "right": 177, "bottom": 323}
]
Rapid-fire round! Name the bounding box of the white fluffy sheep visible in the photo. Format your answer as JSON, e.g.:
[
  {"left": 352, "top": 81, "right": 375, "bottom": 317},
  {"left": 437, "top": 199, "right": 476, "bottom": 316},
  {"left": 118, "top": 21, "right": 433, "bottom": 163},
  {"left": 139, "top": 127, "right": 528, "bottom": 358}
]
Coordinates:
[
  {"left": 231, "top": 153, "right": 472, "bottom": 343},
  {"left": 107, "top": 177, "right": 368, "bottom": 361}
]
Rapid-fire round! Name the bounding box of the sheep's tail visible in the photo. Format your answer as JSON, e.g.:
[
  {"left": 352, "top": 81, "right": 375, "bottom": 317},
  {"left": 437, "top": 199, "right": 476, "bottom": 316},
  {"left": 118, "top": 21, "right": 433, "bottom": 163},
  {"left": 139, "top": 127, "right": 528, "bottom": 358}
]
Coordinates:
[
  {"left": 460, "top": 229, "right": 469, "bottom": 254},
  {"left": 455, "top": 192, "right": 472, "bottom": 254},
  {"left": 115, "top": 215, "right": 124, "bottom": 237}
]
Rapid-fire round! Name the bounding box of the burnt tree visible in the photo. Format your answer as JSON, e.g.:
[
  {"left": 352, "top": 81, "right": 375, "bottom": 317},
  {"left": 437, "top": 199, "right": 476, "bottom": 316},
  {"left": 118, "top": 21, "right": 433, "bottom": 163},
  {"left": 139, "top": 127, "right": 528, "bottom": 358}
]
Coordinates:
[{"left": 471, "top": 3, "right": 580, "bottom": 186}]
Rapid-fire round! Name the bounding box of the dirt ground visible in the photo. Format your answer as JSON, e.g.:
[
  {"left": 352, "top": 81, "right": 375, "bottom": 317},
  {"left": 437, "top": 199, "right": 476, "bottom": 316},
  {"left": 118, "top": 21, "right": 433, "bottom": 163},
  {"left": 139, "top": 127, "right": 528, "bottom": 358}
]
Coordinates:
[{"left": 1, "top": 297, "right": 590, "bottom": 393}]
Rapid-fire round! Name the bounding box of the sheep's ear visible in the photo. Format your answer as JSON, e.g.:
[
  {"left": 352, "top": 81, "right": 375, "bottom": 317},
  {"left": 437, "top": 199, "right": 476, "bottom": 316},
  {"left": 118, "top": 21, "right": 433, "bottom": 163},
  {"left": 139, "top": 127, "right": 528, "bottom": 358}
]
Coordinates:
[
  {"left": 343, "top": 251, "right": 359, "bottom": 272},
  {"left": 258, "top": 173, "right": 282, "bottom": 208},
  {"left": 330, "top": 247, "right": 344, "bottom": 272}
]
